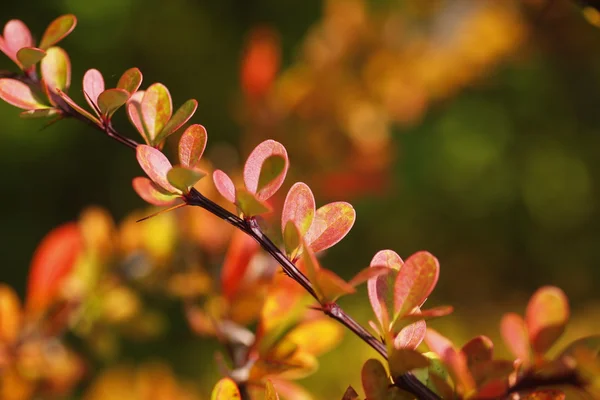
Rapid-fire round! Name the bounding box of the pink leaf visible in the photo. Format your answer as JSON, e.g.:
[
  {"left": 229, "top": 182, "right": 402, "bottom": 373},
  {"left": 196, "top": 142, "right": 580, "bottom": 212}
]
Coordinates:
[
  {"left": 40, "top": 47, "right": 71, "bottom": 93},
  {"left": 394, "top": 320, "right": 427, "bottom": 350},
  {"left": 213, "top": 170, "right": 236, "bottom": 203},
  {"left": 281, "top": 182, "right": 316, "bottom": 238},
  {"left": 83, "top": 68, "right": 105, "bottom": 115},
  {"left": 132, "top": 177, "right": 178, "bottom": 206},
  {"left": 178, "top": 124, "right": 207, "bottom": 168},
  {"left": 56, "top": 88, "right": 100, "bottom": 125},
  {"left": 243, "top": 139, "right": 288, "bottom": 200},
  {"left": 141, "top": 83, "right": 172, "bottom": 143},
  {"left": 394, "top": 251, "right": 439, "bottom": 318},
  {"left": 117, "top": 67, "right": 143, "bottom": 95},
  {"left": 304, "top": 202, "right": 355, "bottom": 254},
  {"left": 39, "top": 14, "right": 77, "bottom": 50},
  {"left": 0, "top": 78, "right": 47, "bottom": 110},
  {"left": 136, "top": 145, "right": 179, "bottom": 193},
  {"left": 347, "top": 266, "right": 389, "bottom": 288},
  {"left": 525, "top": 286, "right": 569, "bottom": 356},
  {"left": 126, "top": 90, "right": 148, "bottom": 143},
  {"left": 0, "top": 20, "right": 33, "bottom": 65},
  {"left": 500, "top": 312, "right": 531, "bottom": 366},
  {"left": 368, "top": 250, "right": 403, "bottom": 327}
]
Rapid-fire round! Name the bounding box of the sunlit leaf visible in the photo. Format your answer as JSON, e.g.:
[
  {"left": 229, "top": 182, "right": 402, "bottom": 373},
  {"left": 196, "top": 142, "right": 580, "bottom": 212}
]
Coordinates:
[
  {"left": 348, "top": 266, "right": 389, "bottom": 288},
  {"left": 155, "top": 99, "right": 198, "bottom": 144},
  {"left": 221, "top": 229, "right": 260, "bottom": 299},
  {"left": 26, "top": 222, "right": 82, "bottom": 314},
  {"left": 394, "top": 251, "right": 439, "bottom": 318},
  {"left": 132, "top": 177, "right": 178, "bottom": 206},
  {"left": 39, "top": 14, "right": 77, "bottom": 50},
  {"left": 136, "top": 144, "right": 179, "bottom": 193},
  {"left": 304, "top": 202, "right": 355, "bottom": 254},
  {"left": 316, "top": 268, "right": 355, "bottom": 303},
  {"left": 285, "top": 318, "right": 344, "bottom": 356},
  {"left": 83, "top": 68, "right": 104, "bottom": 115},
  {"left": 391, "top": 306, "right": 454, "bottom": 331},
  {"left": 167, "top": 166, "right": 206, "bottom": 193},
  {"left": 525, "top": 286, "right": 569, "bottom": 355},
  {"left": 142, "top": 83, "right": 172, "bottom": 143},
  {"left": 283, "top": 220, "right": 302, "bottom": 259},
  {"left": 213, "top": 170, "right": 236, "bottom": 203},
  {"left": 389, "top": 348, "right": 431, "bottom": 377},
  {"left": 178, "top": 124, "right": 207, "bottom": 168},
  {"left": 282, "top": 182, "right": 316, "bottom": 240},
  {"left": 127, "top": 90, "right": 148, "bottom": 143},
  {"left": 368, "top": 250, "right": 403, "bottom": 328},
  {"left": 462, "top": 336, "right": 494, "bottom": 369},
  {"left": 257, "top": 154, "right": 286, "bottom": 196},
  {"left": 236, "top": 188, "right": 272, "bottom": 216},
  {"left": 0, "top": 284, "right": 21, "bottom": 345},
  {"left": 394, "top": 320, "right": 427, "bottom": 350},
  {"left": 341, "top": 386, "right": 359, "bottom": 400},
  {"left": 0, "top": 78, "right": 48, "bottom": 110},
  {"left": 0, "top": 19, "right": 33, "bottom": 65},
  {"left": 16, "top": 47, "right": 45, "bottom": 69},
  {"left": 117, "top": 67, "right": 143, "bottom": 95},
  {"left": 40, "top": 47, "right": 70, "bottom": 93},
  {"left": 243, "top": 139, "right": 288, "bottom": 200},
  {"left": 361, "top": 359, "right": 389, "bottom": 400},
  {"left": 211, "top": 378, "right": 241, "bottom": 400},
  {"left": 97, "top": 88, "right": 129, "bottom": 118},
  {"left": 56, "top": 88, "right": 100, "bottom": 124},
  {"left": 19, "top": 108, "right": 59, "bottom": 119},
  {"left": 500, "top": 312, "right": 531, "bottom": 365},
  {"left": 264, "top": 380, "right": 279, "bottom": 400}
]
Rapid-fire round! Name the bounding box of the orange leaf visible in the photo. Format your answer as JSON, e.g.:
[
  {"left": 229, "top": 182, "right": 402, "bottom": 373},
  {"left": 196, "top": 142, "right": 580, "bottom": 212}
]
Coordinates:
[
  {"left": 281, "top": 182, "right": 315, "bottom": 240},
  {"left": 0, "top": 284, "right": 22, "bottom": 344},
  {"left": 394, "top": 251, "right": 439, "bottom": 318},
  {"left": 211, "top": 378, "right": 240, "bottom": 400},
  {"left": 304, "top": 202, "right": 355, "bottom": 254},
  {"left": 500, "top": 312, "right": 531, "bottom": 366},
  {"left": 141, "top": 83, "right": 172, "bottom": 143},
  {"left": 117, "top": 67, "right": 143, "bottom": 95},
  {"left": 39, "top": 14, "right": 77, "bottom": 50},
  {"left": 221, "top": 230, "right": 260, "bottom": 300},
  {"left": 132, "top": 177, "right": 178, "bottom": 206},
  {"left": 525, "top": 286, "right": 569, "bottom": 356},
  {"left": 361, "top": 358, "right": 389, "bottom": 400},
  {"left": 178, "top": 124, "right": 207, "bottom": 168}
]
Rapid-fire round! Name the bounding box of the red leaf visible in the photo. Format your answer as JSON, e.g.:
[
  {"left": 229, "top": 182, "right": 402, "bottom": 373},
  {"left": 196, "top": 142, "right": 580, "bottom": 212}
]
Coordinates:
[
  {"left": 304, "top": 202, "right": 355, "bottom": 254},
  {"left": 0, "top": 19, "right": 33, "bottom": 65},
  {"left": 281, "top": 182, "right": 315, "bottom": 238},
  {"left": 462, "top": 336, "right": 494, "bottom": 369},
  {"left": 132, "top": 177, "right": 178, "bottom": 206},
  {"left": 361, "top": 359, "right": 389, "bottom": 400},
  {"left": 221, "top": 230, "right": 260, "bottom": 300},
  {"left": 141, "top": 83, "right": 172, "bottom": 143},
  {"left": 525, "top": 286, "right": 569, "bottom": 355},
  {"left": 315, "top": 268, "right": 355, "bottom": 303},
  {"left": 83, "top": 68, "right": 104, "bottom": 116},
  {"left": 56, "top": 88, "right": 100, "bottom": 125},
  {"left": 40, "top": 47, "right": 71, "bottom": 92},
  {"left": 389, "top": 347, "right": 430, "bottom": 377},
  {"left": 155, "top": 99, "right": 198, "bottom": 144},
  {"left": 241, "top": 27, "right": 280, "bottom": 100},
  {"left": 127, "top": 90, "right": 148, "bottom": 143},
  {"left": 243, "top": 139, "right": 288, "bottom": 201},
  {"left": 178, "top": 124, "right": 207, "bottom": 168},
  {"left": 368, "top": 249, "right": 403, "bottom": 328},
  {"left": 117, "top": 67, "right": 143, "bottom": 95},
  {"left": 39, "top": 14, "right": 77, "bottom": 50},
  {"left": 136, "top": 145, "right": 179, "bottom": 193},
  {"left": 394, "top": 251, "right": 439, "bottom": 318},
  {"left": 0, "top": 78, "right": 47, "bottom": 110},
  {"left": 500, "top": 312, "right": 531, "bottom": 365},
  {"left": 26, "top": 222, "right": 82, "bottom": 314},
  {"left": 213, "top": 170, "right": 236, "bottom": 203},
  {"left": 394, "top": 320, "right": 426, "bottom": 350},
  {"left": 348, "top": 266, "right": 389, "bottom": 288}
]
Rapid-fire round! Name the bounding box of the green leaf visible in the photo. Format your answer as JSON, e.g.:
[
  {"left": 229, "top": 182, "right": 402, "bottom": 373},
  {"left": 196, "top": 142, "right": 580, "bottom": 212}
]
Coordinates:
[
  {"left": 39, "top": 14, "right": 77, "bottom": 50},
  {"left": 132, "top": 177, "right": 178, "bottom": 206},
  {"left": 0, "top": 78, "right": 48, "bottom": 110},
  {"left": 19, "top": 108, "right": 59, "bottom": 119},
  {"left": 394, "top": 251, "right": 439, "bottom": 318},
  {"left": 243, "top": 139, "right": 289, "bottom": 201},
  {"left": 178, "top": 124, "right": 207, "bottom": 168},
  {"left": 136, "top": 144, "right": 179, "bottom": 194},
  {"left": 211, "top": 378, "right": 241, "bottom": 400},
  {"left": 236, "top": 188, "right": 271, "bottom": 217},
  {"left": 97, "top": 88, "right": 129, "bottom": 118},
  {"left": 166, "top": 166, "right": 206, "bottom": 193},
  {"left": 257, "top": 155, "right": 286, "bottom": 196},
  {"left": 304, "top": 202, "right": 355, "bottom": 254},
  {"left": 155, "top": 99, "right": 198, "bottom": 144},
  {"left": 117, "top": 67, "right": 143, "bottom": 95},
  {"left": 40, "top": 47, "right": 70, "bottom": 93},
  {"left": 141, "top": 83, "right": 172, "bottom": 144},
  {"left": 361, "top": 359, "right": 389, "bottom": 400},
  {"left": 283, "top": 220, "right": 302, "bottom": 259},
  {"left": 525, "top": 286, "right": 569, "bottom": 355},
  {"left": 16, "top": 47, "right": 45, "bottom": 69},
  {"left": 389, "top": 348, "right": 431, "bottom": 379}
]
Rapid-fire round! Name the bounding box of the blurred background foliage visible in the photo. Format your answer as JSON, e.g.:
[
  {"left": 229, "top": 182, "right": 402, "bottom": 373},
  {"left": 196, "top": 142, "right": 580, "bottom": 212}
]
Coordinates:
[{"left": 2, "top": 0, "right": 600, "bottom": 398}]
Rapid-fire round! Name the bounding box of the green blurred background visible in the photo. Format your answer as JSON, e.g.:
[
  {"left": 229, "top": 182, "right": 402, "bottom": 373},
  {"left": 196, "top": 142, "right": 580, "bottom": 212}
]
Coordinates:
[{"left": 2, "top": 0, "right": 600, "bottom": 397}]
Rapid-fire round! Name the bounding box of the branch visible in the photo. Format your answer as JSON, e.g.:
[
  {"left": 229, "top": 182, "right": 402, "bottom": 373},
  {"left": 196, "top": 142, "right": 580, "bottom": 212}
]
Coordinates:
[
  {"left": 2, "top": 69, "right": 440, "bottom": 400},
  {"left": 503, "top": 370, "right": 586, "bottom": 398}
]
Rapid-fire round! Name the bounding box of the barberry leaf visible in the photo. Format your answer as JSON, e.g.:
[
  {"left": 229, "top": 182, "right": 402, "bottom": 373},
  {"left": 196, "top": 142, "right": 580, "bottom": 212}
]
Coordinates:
[
  {"left": 136, "top": 144, "right": 180, "bottom": 193},
  {"left": 236, "top": 188, "right": 271, "bottom": 216},
  {"left": 304, "top": 202, "right": 355, "bottom": 254},
  {"left": 19, "top": 108, "right": 59, "bottom": 119},
  {"left": 155, "top": 99, "right": 198, "bottom": 144},
  {"left": 315, "top": 268, "right": 355, "bottom": 303},
  {"left": 132, "top": 177, "right": 178, "bottom": 206},
  {"left": 265, "top": 380, "right": 279, "bottom": 400},
  {"left": 127, "top": 91, "right": 148, "bottom": 142},
  {"left": 178, "top": 124, "right": 207, "bottom": 168},
  {"left": 211, "top": 378, "right": 241, "bottom": 400},
  {"left": 243, "top": 139, "right": 288, "bottom": 200},
  {"left": 0, "top": 284, "right": 21, "bottom": 345},
  {"left": 39, "top": 14, "right": 77, "bottom": 50},
  {"left": 167, "top": 166, "right": 206, "bottom": 193},
  {"left": 56, "top": 88, "right": 100, "bottom": 124},
  {"left": 282, "top": 182, "right": 315, "bottom": 238},
  {"left": 368, "top": 250, "right": 403, "bottom": 328},
  {"left": 40, "top": 46, "right": 70, "bottom": 92},
  {"left": 0, "top": 78, "right": 48, "bottom": 110},
  {"left": 97, "top": 88, "right": 129, "bottom": 118},
  {"left": 394, "top": 320, "right": 427, "bottom": 350},
  {"left": 500, "top": 312, "right": 531, "bottom": 365},
  {"left": 257, "top": 155, "right": 286, "bottom": 196},
  {"left": 394, "top": 251, "right": 439, "bottom": 318},
  {"left": 83, "top": 68, "right": 104, "bottom": 115},
  {"left": 525, "top": 286, "right": 569, "bottom": 355},
  {"left": 389, "top": 348, "right": 431, "bottom": 377},
  {"left": 141, "top": 83, "right": 172, "bottom": 143},
  {"left": 213, "top": 170, "right": 236, "bottom": 203},
  {"left": 283, "top": 220, "right": 302, "bottom": 258},
  {"left": 391, "top": 306, "right": 454, "bottom": 331},
  {"left": 221, "top": 230, "right": 260, "bottom": 299},
  {"left": 341, "top": 386, "right": 359, "bottom": 400},
  {"left": 348, "top": 266, "right": 389, "bottom": 288},
  {"left": 26, "top": 222, "right": 82, "bottom": 314},
  {"left": 286, "top": 318, "right": 344, "bottom": 356},
  {"left": 16, "top": 47, "right": 45, "bottom": 70},
  {"left": 117, "top": 67, "right": 142, "bottom": 95},
  {"left": 0, "top": 19, "right": 33, "bottom": 65},
  {"left": 462, "top": 336, "right": 494, "bottom": 369},
  {"left": 361, "top": 359, "right": 389, "bottom": 400}
]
